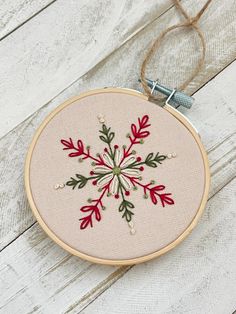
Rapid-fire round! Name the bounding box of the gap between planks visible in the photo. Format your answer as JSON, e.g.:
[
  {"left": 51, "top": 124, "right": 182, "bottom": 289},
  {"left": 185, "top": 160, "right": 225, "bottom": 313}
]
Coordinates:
[
  {"left": 0, "top": 222, "right": 36, "bottom": 253},
  {"left": 0, "top": 0, "right": 57, "bottom": 41}
]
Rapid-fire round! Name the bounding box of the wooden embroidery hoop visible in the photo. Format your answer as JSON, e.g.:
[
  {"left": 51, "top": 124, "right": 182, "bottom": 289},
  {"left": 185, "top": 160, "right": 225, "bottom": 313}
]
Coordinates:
[{"left": 25, "top": 87, "right": 210, "bottom": 266}]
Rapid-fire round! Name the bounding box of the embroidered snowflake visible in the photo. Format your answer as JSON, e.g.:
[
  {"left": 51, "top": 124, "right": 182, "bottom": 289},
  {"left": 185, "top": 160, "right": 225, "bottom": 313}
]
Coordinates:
[{"left": 61, "top": 115, "right": 174, "bottom": 230}]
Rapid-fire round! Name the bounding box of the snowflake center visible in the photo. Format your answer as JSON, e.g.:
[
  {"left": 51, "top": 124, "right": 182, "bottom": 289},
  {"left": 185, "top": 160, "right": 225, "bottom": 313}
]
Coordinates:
[{"left": 112, "top": 166, "right": 121, "bottom": 175}]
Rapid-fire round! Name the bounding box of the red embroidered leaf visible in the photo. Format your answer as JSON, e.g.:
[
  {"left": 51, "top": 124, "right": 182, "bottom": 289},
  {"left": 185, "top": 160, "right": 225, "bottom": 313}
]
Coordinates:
[
  {"left": 138, "top": 115, "right": 150, "bottom": 129},
  {"left": 152, "top": 185, "right": 165, "bottom": 191},
  {"left": 80, "top": 216, "right": 93, "bottom": 229},
  {"left": 79, "top": 205, "right": 101, "bottom": 229},
  {"left": 149, "top": 185, "right": 174, "bottom": 207},
  {"left": 160, "top": 193, "right": 175, "bottom": 207},
  {"left": 80, "top": 205, "right": 94, "bottom": 212},
  {"left": 77, "top": 140, "right": 84, "bottom": 150},
  {"left": 131, "top": 115, "right": 151, "bottom": 139},
  {"left": 150, "top": 186, "right": 161, "bottom": 205},
  {"left": 61, "top": 138, "right": 84, "bottom": 157},
  {"left": 68, "top": 152, "right": 80, "bottom": 157},
  {"left": 95, "top": 210, "right": 101, "bottom": 221},
  {"left": 61, "top": 138, "right": 74, "bottom": 149},
  {"left": 138, "top": 130, "right": 150, "bottom": 138},
  {"left": 131, "top": 124, "right": 137, "bottom": 136},
  {"left": 150, "top": 193, "right": 157, "bottom": 205}
]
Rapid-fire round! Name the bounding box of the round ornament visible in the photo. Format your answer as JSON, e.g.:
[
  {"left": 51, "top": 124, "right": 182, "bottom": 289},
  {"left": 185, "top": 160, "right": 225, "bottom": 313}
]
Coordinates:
[{"left": 25, "top": 88, "right": 210, "bottom": 265}]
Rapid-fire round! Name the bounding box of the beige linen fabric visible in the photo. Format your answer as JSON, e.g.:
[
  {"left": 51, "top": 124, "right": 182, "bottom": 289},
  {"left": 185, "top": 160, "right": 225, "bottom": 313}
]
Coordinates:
[{"left": 29, "top": 92, "right": 205, "bottom": 260}]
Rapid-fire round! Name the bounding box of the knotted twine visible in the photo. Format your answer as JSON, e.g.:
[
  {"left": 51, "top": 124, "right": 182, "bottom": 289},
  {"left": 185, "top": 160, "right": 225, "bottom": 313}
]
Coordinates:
[{"left": 140, "top": 0, "right": 212, "bottom": 102}]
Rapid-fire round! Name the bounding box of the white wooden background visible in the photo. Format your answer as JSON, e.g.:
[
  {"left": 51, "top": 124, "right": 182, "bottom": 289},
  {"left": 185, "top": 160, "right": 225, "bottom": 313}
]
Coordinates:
[{"left": 0, "top": 0, "right": 236, "bottom": 313}]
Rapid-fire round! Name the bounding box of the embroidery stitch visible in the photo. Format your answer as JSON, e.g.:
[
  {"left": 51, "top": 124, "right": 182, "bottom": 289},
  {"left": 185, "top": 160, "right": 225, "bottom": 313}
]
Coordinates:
[{"left": 61, "top": 115, "right": 174, "bottom": 230}]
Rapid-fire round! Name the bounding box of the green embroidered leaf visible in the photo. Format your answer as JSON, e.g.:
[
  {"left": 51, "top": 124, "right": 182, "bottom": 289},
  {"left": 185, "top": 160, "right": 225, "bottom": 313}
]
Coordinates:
[
  {"left": 99, "top": 135, "right": 108, "bottom": 143},
  {"left": 99, "top": 124, "right": 115, "bottom": 144},
  {"left": 66, "top": 174, "right": 88, "bottom": 189},
  {"left": 99, "top": 124, "right": 109, "bottom": 135},
  {"left": 145, "top": 152, "right": 166, "bottom": 167},
  {"left": 66, "top": 179, "right": 77, "bottom": 188},
  {"left": 122, "top": 209, "right": 134, "bottom": 222},
  {"left": 146, "top": 153, "right": 154, "bottom": 161},
  {"left": 118, "top": 202, "right": 124, "bottom": 212},
  {"left": 108, "top": 132, "right": 115, "bottom": 142},
  {"left": 118, "top": 200, "right": 134, "bottom": 222},
  {"left": 126, "top": 201, "right": 135, "bottom": 209},
  {"left": 154, "top": 153, "right": 166, "bottom": 164},
  {"left": 102, "top": 125, "right": 109, "bottom": 133},
  {"left": 76, "top": 174, "right": 88, "bottom": 188},
  {"left": 146, "top": 161, "right": 157, "bottom": 168}
]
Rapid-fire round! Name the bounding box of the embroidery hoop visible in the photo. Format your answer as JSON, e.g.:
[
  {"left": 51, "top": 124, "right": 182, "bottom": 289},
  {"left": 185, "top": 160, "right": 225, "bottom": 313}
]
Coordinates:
[{"left": 25, "top": 87, "right": 210, "bottom": 265}]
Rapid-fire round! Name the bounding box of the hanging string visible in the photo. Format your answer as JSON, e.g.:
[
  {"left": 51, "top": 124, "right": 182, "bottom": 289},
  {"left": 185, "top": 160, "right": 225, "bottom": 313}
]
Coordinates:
[{"left": 140, "top": 0, "right": 212, "bottom": 102}]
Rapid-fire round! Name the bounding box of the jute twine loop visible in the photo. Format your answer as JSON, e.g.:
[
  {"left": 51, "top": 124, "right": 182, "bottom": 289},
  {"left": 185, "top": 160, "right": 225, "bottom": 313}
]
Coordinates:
[{"left": 140, "top": 0, "right": 212, "bottom": 102}]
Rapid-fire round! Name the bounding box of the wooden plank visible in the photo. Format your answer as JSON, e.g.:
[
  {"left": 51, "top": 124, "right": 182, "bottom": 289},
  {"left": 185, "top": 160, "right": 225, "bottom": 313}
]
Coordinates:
[
  {"left": 0, "top": 0, "right": 174, "bottom": 138},
  {"left": 0, "top": 61, "right": 235, "bottom": 313},
  {"left": 82, "top": 179, "right": 236, "bottom": 314},
  {"left": 0, "top": 0, "right": 55, "bottom": 40}
]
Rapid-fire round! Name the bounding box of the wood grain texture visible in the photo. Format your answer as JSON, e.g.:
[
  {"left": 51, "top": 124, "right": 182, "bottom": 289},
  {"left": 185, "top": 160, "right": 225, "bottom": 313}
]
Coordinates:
[
  {"left": 0, "top": 61, "right": 235, "bottom": 313},
  {"left": 0, "top": 0, "right": 174, "bottom": 138},
  {"left": 0, "top": 0, "right": 55, "bottom": 39}
]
